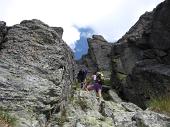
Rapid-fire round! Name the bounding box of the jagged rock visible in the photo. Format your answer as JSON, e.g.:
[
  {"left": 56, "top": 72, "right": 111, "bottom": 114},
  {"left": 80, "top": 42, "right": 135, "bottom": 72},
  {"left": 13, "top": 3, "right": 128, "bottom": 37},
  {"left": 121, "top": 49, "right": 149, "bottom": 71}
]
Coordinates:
[
  {"left": 0, "top": 19, "right": 76, "bottom": 127},
  {"left": 91, "top": 35, "right": 107, "bottom": 42},
  {"left": 133, "top": 111, "right": 170, "bottom": 127},
  {"left": 58, "top": 89, "right": 170, "bottom": 127},
  {"left": 113, "top": 112, "right": 136, "bottom": 127},
  {"left": 52, "top": 27, "right": 63, "bottom": 39},
  {"left": 108, "top": 90, "right": 122, "bottom": 103},
  {"left": 0, "top": 21, "right": 7, "bottom": 44},
  {"left": 111, "top": 0, "right": 170, "bottom": 108},
  {"left": 53, "top": 90, "right": 114, "bottom": 127},
  {"left": 120, "top": 102, "right": 143, "bottom": 112},
  {"left": 78, "top": 35, "right": 112, "bottom": 78}
]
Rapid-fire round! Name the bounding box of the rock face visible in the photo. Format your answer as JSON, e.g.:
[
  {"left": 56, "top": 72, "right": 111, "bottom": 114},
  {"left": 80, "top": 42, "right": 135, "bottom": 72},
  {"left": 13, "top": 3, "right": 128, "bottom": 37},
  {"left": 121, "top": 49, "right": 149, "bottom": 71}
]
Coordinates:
[
  {"left": 78, "top": 35, "right": 112, "bottom": 78},
  {"left": 56, "top": 89, "right": 170, "bottom": 127},
  {"left": 111, "top": 0, "right": 170, "bottom": 108},
  {"left": 0, "top": 19, "right": 76, "bottom": 126}
]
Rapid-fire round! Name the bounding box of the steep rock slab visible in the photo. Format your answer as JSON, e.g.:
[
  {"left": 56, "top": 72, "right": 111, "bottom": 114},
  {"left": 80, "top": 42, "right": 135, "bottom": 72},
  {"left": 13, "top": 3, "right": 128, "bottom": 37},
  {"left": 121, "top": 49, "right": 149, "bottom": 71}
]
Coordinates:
[
  {"left": 111, "top": 0, "right": 170, "bottom": 108},
  {"left": 0, "top": 19, "right": 76, "bottom": 126}
]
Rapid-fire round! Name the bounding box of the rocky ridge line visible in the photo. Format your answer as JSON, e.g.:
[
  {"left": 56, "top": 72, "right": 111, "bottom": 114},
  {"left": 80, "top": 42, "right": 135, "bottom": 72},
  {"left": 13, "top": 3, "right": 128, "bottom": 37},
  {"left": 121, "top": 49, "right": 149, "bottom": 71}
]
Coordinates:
[{"left": 111, "top": 0, "right": 170, "bottom": 108}]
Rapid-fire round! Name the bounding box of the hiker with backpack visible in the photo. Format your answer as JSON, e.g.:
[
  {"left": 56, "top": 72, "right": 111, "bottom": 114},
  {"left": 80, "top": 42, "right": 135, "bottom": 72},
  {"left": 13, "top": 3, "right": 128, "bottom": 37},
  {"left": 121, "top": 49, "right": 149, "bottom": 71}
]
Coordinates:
[
  {"left": 77, "top": 68, "right": 88, "bottom": 89},
  {"left": 86, "top": 71, "right": 104, "bottom": 102}
]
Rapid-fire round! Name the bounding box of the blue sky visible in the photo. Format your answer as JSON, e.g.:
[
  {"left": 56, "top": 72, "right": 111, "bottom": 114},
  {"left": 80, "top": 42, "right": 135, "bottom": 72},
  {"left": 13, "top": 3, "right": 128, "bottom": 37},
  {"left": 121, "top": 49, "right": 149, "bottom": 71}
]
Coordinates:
[
  {"left": 74, "top": 27, "right": 94, "bottom": 60},
  {"left": 0, "top": 0, "right": 164, "bottom": 59}
]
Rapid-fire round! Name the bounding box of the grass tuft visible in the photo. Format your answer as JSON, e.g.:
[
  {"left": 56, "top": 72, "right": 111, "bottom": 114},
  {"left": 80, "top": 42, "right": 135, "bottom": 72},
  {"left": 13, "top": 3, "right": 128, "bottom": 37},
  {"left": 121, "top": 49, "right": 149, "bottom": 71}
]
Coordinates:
[
  {"left": 0, "top": 110, "right": 17, "bottom": 127},
  {"left": 148, "top": 95, "right": 170, "bottom": 116},
  {"left": 75, "top": 98, "right": 88, "bottom": 111},
  {"left": 103, "top": 79, "right": 111, "bottom": 86}
]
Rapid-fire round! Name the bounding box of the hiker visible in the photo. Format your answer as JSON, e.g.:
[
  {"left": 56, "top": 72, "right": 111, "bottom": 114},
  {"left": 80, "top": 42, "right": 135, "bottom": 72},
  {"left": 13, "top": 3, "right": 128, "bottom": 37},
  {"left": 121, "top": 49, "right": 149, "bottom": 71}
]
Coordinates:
[
  {"left": 86, "top": 72, "right": 104, "bottom": 102},
  {"left": 95, "top": 72, "right": 103, "bottom": 99},
  {"left": 77, "top": 68, "right": 88, "bottom": 88}
]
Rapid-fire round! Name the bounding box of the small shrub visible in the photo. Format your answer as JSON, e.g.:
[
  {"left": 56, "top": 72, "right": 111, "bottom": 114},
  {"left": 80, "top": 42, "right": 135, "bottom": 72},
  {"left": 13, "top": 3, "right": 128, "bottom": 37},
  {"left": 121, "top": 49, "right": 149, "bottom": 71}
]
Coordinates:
[
  {"left": 148, "top": 95, "right": 170, "bottom": 116},
  {"left": 72, "top": 82, "right": 80, "bottom": 90},
  {"left": 0, "top": 110, "right": 17, "bottom": 127},
  {"left": 55, "top": 108, "right": 69, "bottom": 126},
  {"left": 75, "top": 98, "right": 88, "bottom": 111},
  {"left": 103, "top": 79, "right": 111, "bottom": 86}
]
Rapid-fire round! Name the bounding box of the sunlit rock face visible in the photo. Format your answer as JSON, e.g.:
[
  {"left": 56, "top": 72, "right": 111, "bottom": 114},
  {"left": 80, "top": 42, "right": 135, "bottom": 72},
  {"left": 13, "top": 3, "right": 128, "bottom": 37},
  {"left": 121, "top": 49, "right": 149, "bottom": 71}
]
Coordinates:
[
  {"left": 111, "top": 0, "right": 170, "bottom": 108},
  {"left": 0, "top": 19, "right": 76, "bottom": 126}
]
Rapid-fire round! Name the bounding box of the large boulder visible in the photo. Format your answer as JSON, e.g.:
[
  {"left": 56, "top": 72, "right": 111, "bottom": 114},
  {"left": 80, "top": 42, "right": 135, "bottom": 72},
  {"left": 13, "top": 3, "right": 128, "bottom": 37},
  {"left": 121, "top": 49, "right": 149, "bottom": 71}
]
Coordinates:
[
  {"left": 111, "top": 0, "right": 170, "bottom": 108},
  {"left": 0, "top": 19, "right": 76, "bottom": 126}
]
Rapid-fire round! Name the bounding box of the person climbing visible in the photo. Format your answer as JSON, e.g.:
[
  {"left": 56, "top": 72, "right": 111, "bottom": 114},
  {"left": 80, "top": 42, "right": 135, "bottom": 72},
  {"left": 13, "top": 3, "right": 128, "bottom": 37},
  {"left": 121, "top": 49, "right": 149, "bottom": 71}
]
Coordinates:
[
  {"left": 86, "top": 71, "right": 104, "bottom": 103},
  {"left": 77, "top": 68, "right": 88, "bottom": 89},
  {"left": 95, "top": 72, "right": 104, "bottom": 102}
]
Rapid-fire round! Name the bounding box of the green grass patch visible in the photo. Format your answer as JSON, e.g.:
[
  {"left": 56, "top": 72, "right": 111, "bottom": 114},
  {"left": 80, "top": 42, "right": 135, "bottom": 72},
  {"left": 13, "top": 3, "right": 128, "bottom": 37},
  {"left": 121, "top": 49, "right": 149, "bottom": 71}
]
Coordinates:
[
  {"left": 148, "top": 95, "right": 170, "bottom": 116},
  {"left": 0, "top": 109, "right": 17, "bottom": 127},
  {"left": 75, "top": 98, "right": 88, "bottom": 111},
  {"left": 72, "top": 82, "right": 80, "bottom": 90},
  {"left": 116, "top": 73, "right": 127, "bottom": 81},
  {"left": 55, "top": 108, "right": 69, "bottom": 126},
  {"left": 103, "top": 79, "right": 111, "bottom": 86}
]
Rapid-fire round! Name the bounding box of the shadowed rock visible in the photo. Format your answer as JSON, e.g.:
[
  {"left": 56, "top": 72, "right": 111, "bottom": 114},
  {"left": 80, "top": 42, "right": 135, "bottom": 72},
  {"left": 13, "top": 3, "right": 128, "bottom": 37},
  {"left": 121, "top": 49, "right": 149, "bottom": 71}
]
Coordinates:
[{"left": 111, "top": 0, "right": 170, "bottom": 108}]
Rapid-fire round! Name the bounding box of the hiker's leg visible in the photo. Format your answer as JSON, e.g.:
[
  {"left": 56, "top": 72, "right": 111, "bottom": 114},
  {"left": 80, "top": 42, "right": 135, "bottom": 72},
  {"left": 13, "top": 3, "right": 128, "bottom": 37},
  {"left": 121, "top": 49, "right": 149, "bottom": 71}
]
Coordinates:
[
  {"left": 86, "top": 85, "right": 94, "bottom": 91},
  {"left": 98, "top": 89, "right": 102, "bottom": 98},
  {"left": 97, "top": 89, "right": 102, "bottom": 103},
  {"left": 84, "top": 83, "right": 88, "bottom": 91}
]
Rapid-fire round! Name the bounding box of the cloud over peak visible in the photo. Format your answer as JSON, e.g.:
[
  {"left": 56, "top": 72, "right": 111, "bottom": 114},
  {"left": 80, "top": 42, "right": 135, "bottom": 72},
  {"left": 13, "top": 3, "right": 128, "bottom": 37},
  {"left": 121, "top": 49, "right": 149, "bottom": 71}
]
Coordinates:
[{"left": 0, "top": 0, "right": 164, "bottom": 51}]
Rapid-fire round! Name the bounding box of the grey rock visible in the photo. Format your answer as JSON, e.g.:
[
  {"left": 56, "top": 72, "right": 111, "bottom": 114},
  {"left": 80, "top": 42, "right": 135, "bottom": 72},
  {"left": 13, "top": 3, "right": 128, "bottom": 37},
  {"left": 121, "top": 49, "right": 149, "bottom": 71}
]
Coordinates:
[
  {"left": 52, "top": 27, "right": 63, "bottom": 39},
  {"left": 113, "top": 112, "right": 137, "bottom": 127},
  {"left": 133, "top": 111, "right": 170, "bottom": 127},
  {"left": 0, "top": 19, "right": 76, "bottom": 127},
  {"left": 92, "top": 35, "right": 107, "bottom": 42},
  {"left": 111, "top": 0, "right": 170, "bottom": 108},
  {"left": 120, "top": 102, "right": 143, "bottom": 112},
  {"left": 78, "top": 35, "right": 112, "bottom": 78},
  {"left": 0, "top": 21, "right": 7, "bottom": 44},
  {"left": 76, "top": 122, "right": 86, "bottom": 127},
  {"left": 108, "top": 90, "right": 122, "bottom": 103},
  {"left": 41, "top": 88, "right": 169, "bottom": 127}
]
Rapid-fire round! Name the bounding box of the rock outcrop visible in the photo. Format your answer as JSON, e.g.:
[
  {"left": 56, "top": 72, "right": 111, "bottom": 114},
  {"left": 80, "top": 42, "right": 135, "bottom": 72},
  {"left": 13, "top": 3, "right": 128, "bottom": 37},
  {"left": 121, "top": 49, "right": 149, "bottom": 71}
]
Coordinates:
[
  {"left": 0, "top": 19, "right": 76, "bottom": 126},
  {"left": 56, "top": 88, "right": 170, "bottom": 127},
  {"left": 78, "top": 35, "right": 112, "bottom": 78},
  {"left": 111, "top": 0, "right": 170, "bottom": 108}
]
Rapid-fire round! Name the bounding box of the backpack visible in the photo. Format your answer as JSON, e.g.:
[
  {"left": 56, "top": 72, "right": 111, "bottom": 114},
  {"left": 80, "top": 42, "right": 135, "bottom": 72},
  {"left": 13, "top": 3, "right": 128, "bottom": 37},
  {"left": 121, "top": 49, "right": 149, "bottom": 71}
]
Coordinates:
[{"left": 96, "top": 72, "right": 104, "bottom": 80}]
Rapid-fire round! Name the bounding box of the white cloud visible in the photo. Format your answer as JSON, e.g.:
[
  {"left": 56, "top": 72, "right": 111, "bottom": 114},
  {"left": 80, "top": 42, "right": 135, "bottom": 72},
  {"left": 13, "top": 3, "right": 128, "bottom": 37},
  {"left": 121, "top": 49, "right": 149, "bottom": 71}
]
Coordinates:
[
  {"left": 62, "top": 25, "right": 80, "bottom": 50},
  {"left": 0, "top": 0, "right": 164, "bottom": 49}
]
